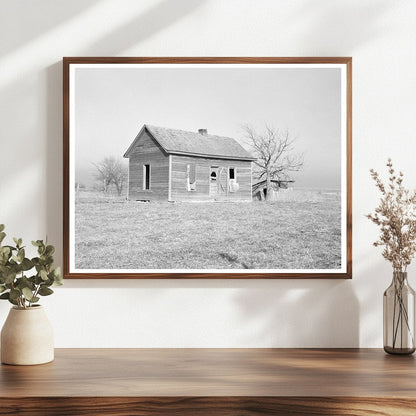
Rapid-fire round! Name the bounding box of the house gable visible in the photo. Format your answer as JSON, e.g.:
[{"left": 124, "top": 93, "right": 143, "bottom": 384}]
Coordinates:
[
  {"left": 124, "top": 125, "right": 168, "bottom": 158},
  {"left": 126, "top": 128, "right": 169, "bottom": 201}
]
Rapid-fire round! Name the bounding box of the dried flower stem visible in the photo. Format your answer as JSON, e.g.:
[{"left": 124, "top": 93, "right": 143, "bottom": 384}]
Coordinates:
[{"left": 366, "top": 159, "right": 416, "bottom": 272}]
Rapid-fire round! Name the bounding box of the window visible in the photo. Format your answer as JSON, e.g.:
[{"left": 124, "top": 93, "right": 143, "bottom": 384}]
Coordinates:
[
  {"left": 186, "top": 164, "right": 197, "bottom": 191},
  {"left": 229, "top": 168, "right": 236, "bottom": 180},
  {"left": 228, "top": 167, "right": 239, "bottom": 193},
  {"left": 189, "top": 164, "right": 196, "bottom": 184},
  {"left": 143, "top": 164, "right": 151, "bottom": 190}
]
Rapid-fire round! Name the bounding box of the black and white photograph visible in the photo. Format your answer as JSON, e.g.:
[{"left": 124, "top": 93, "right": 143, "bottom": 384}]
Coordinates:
[{"left": 64, "top": 58, "right": 351, "bottom": 278}]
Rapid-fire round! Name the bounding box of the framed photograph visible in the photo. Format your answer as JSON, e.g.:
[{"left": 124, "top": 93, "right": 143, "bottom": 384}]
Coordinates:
[{"left": 63, "top": 57, "right": 352, "bottom": 279}]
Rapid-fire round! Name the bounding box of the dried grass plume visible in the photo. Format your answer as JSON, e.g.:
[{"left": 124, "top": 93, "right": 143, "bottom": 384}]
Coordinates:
[{"left": 366, "top": 159, "right": 416, "bottom": 271}]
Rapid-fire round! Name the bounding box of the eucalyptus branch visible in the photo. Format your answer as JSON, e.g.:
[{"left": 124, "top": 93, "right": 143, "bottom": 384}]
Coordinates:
[{"left": 0, "top": 225, "right": 62, "bottom": 309}]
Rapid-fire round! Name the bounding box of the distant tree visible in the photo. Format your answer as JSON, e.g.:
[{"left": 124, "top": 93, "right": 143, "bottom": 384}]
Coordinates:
[
  {"left": 243, "top": 124, "right": 304, "bottom": 201},
  {"left": 93, "top": 156, "right": 127, "bottom": 196},
  {"left": 74, "top": 182, "right": 86, "bottom": 193}
]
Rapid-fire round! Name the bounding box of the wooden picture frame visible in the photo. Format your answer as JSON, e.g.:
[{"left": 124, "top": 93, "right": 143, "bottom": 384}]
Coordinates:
[{"left": 63, "top": 57, "right": 352, "bottom": 279}]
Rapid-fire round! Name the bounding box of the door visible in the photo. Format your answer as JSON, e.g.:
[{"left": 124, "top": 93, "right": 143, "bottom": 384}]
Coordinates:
[{"left": 210, "top": 167, "right": 218, "bottom": 196}]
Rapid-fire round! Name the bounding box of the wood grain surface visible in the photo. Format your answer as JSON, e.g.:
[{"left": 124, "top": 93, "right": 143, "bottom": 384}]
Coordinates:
[
  {"left": 1, "top": 348, "right": 415, "bottom": 415},
  {"left": 1, "top": 397, "right": 416, "bottom": 416}
]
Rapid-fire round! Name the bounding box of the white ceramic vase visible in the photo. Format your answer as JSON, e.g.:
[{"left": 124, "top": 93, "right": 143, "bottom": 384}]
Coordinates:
[{"left": 1, "top": 305, "right": 54, "bottom": 365}]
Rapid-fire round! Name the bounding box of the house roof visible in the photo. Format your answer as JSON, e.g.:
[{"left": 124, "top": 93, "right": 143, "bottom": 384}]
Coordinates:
[{"left": 124, "top": 125, "right": 256, "bottom": 161}]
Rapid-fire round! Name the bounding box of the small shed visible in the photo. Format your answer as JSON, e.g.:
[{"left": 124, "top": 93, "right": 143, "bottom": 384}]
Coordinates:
[
  {"left": 252, "top": 179, "right": 295, "bottom": 201},
  {"left": 123, "top": 125, "right": 256, "bottom": 202}
]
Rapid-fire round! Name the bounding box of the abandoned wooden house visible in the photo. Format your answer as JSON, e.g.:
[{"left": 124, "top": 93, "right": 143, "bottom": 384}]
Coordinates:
[{"left": 123, "top": 125, "right": 256, "bottom": 202}]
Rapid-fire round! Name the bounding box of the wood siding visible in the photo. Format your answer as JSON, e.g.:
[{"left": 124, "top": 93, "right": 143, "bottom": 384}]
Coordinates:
[
  {"left": 128, "top": 130, "right": 169, "bottom": 201},
  {"left": 170, "top": 155, "right": 252, "bottom": 202}
]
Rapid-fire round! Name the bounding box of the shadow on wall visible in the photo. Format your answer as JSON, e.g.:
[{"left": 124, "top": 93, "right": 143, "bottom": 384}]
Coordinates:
[
  {"left": 1, "top": 0, "right": 203, "bottom": 57},
  {"left": 82, "top": 0, "right": 205, "bottom": 55},
  {"left": 46, "top": 63, "right": 64, "bottom": 264},
  {"left": 59, "top": 277, "right": 359, "bottom": 348},
  {"left": 233, "top": 279, "right": 359, "bottom": 347},
  {"left": 44, "top": 0, "right": 204, "bottom": 264},
  {"left": 0, "top": 0, "right": 101, "bottom": 57},
  {"left": 289, "top": 0, "right": 393, "bottom": 53},
  {"left": 354, "top": 245, "right": 397, "bottom": 348}
]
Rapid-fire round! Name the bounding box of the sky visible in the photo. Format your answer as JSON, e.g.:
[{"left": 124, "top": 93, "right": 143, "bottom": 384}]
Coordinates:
[{"left": 74, "top": 64, "right": 342, "bottom": 189}]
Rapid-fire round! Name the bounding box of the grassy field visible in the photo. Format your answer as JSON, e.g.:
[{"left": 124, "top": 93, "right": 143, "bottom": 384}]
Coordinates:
[{"left": 74, "top": 190, "right": 342, "bottom": 270}]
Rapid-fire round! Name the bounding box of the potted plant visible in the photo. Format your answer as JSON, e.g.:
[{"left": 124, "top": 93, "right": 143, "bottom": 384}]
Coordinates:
[
  {"left": 0, "top": 224, "right": 62, "bottom": 365},
  {"left": 367, "top": 159, "right": 416, "bottom": 354}
]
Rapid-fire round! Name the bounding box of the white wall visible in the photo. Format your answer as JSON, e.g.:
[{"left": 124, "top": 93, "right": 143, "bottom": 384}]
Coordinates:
[{"left": 0, "top": 0, "right": 415, "bottom": 347}]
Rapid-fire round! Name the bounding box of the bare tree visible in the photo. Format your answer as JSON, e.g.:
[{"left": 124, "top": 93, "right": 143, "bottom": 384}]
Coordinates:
[
  {"left": 93, "top": 156, "right": 127, "bottom": 196},
  {"left": 243, "top": 124, "right": 304, "bottom": 200}
]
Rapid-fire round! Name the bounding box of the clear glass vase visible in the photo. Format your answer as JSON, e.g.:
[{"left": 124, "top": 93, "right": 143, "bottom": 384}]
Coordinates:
[{"left": 383, "top": 271, "right": 415, "bottom": 355}]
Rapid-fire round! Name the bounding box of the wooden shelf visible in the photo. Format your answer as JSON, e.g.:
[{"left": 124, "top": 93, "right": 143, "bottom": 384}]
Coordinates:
[{"left": 1, "top": 348, "right": 415, "bottom": 415}]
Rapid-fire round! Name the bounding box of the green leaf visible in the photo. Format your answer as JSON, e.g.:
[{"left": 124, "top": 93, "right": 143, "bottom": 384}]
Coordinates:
[
  {"left": 45, "top": 245, "right": 55, "bottom": 256},
  {"left": 0, "top": 291, "right": 17, "bottom": 306},
  {"left": 17, "top": 248, "right": 25, "bottom": 263},
  {"left": 42, "top": 275, "right": 54, "bottom": 287},
  {"left": 4, "top": 245, "right": 17, "bottom": 251},
  {"left": 32, "top": 240, "right": 43, "bottom": 247},
  {"left": 34, "top": 275, "right": 43, "bottom": 285},
  {"left": 8, "top": 297, "right": 18, "bottom": 306},
  {"left": 43, "top": 256, "right": 54, "bottom": 266},
  {"left": 0, "top": 232, "right": 5, "bottom": 244},
  {"left": 0, "top": 248, "right": 10, "bottom": 265},
  {"left": 0, "top": 224, "right": 4, "bottom": 232},
  {"left": 22, "top": 287, "right": 34, "bottom": 301},
  {"left": 20, "top": 258, "right": 33, "bottom": 271},
  {"left": 17, "top": 276, "right": 35, "bottom": 290},
  {"left": 3, "top": 272, "right": 16, "bottom": 284},
  {"left": 39, "top": 269, "right": 48, "bottom": 281},
  {"left": 52, "top": 267, "right": 63, "bottom": 285},
  {"left": 9, "top": 288, "right": 21, "bottom": 301},
  {"left": 0, "top": 246, "right": 10, "bottom": 255},
  {"left": 0, "top": 285, "right": 6, "bottom": 293},
  {"left": 38, "top": 287, "right": 53, "bottom": 296}
]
